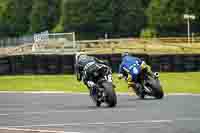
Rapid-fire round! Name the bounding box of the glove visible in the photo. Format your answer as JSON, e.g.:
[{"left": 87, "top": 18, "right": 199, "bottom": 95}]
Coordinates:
[{"left": 118, "top": 74, "right": 123, "bottom": 79}]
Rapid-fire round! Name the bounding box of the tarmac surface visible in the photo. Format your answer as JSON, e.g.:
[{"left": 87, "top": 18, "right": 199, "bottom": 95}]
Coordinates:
[{"left": 0, "top": 93, "right": 200, "bottom": 133}]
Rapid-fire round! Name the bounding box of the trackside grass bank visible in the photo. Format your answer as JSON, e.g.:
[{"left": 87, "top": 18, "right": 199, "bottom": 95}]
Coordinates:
[{"left": 0, "top": 72, "right": 200, "bottom": 93}]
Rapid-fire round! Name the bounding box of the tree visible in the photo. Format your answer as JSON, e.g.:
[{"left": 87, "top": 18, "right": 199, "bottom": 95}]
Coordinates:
[
  {"left": 147, "top": 0, "right": 200, "bottom": 36},
  {"left": 0, "top": 0, "right": 149, "bottom": 38},
  {"left": 48, "top": 0, "right": 61, "bottom": 31},
  {"left": 0, "top": 0, "right": 32, "bottom": 36},
  {"left": 29, "top": 0, "right": 48, "bottom": 33},
  {"left": 116, "top": 0, "right": 147, "bottom": 36},
  {"left": 29, "top": 0, "right": 61, "bottom": 33},
  {"left": 62, "top": 0, "right": 113, "bottom": 39},
  {"left": 62, "top": 0, "right": 147, "bottom": 39}
]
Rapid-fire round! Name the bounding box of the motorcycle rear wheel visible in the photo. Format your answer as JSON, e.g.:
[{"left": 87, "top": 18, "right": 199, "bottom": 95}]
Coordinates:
[
  {"left": 102, "top": 82, "right": 117, "bottom": 107},
  {"left": 148, "top": 77, "right": 164, "bottom": 99}
]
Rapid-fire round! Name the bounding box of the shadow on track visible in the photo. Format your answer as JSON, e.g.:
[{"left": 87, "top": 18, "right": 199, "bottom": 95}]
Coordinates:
[{"left": 127, "top": 97, "right": 163, "bottom": 101}]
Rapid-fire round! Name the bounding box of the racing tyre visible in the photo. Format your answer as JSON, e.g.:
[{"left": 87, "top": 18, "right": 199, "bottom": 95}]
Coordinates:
[
  {"left": 102, "top": 82, "right": 117, "bottom": 107},
  {"left": 150, "top": 78, "right": 164, "bottom": 99}
]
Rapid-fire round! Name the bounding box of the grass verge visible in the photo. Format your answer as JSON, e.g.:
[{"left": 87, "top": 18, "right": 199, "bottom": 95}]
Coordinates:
[{"left": 0, "top": 72, "right": 200, "bottom": 93}]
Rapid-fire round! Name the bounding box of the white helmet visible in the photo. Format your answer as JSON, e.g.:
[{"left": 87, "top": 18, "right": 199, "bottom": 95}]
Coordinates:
[{"left": 75, "top": 52, "right": 87, "bottom": 63}]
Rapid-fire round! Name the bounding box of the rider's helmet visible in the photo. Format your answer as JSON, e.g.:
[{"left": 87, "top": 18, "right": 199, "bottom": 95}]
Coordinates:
[
  {"left": 75, "top": 52, "right": 87, "bottom": 65},
  {"left": 121, "top": 52, "right": 129, "bottom": 58},
  {"left": 75, "top": 52, "right": 87, "bottom": 61}
]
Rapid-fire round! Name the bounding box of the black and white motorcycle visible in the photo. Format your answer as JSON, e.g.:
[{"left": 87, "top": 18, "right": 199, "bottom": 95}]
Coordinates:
[{"left": 84, "top": 64, "right": 117, "bottom": 107}]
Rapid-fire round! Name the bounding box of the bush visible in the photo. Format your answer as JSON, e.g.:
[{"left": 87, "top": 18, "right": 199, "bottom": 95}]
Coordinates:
[{"left": 140, "top": 28, "right": 157, "bottom": 38}]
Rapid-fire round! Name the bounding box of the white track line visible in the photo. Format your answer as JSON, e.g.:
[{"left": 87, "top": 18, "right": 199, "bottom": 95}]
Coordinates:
[
  {"left": 0, "top": 128, "right": 80, "bottom": 133},
  {"left": 2, "top": 120, "right": 173, "bottom": 128},
  {"left": 166, "top": 93, "right": 200, "bottom": 96},
  {"left": 0, "top": 91, "right": 200, "bottom": 96},
  {"left": 0, "top": 108, "right": 137, "bottom": 116},
  {"left": 0, "top": 91, "right": 67, "bottom": 94},
  {"left": 4, "top": 118, "right": 200, "bottom": 128}
]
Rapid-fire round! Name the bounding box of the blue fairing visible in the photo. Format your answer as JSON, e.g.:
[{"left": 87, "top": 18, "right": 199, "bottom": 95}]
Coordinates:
[{"left": 119, "top": 56, "right": 142, "bottom": 81}]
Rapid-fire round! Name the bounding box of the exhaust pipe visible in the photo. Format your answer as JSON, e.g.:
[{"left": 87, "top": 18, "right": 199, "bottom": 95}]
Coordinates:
[{"left": 154, "top": 72, "right": 159, "bottom": 78}]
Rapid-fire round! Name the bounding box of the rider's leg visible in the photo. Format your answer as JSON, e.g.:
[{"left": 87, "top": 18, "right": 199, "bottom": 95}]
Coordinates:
[
  {"left": 83, "top": 71, "right": 94, "bottom": 91},
  {"left": 127, "top": 73, "right": 144, "bottom": 96},
  {"left": 127, "top": 73, "right": 135, "bottom": 96},
  {"left": 83, "top": 78, "right": 96, "bottom": 96},
  {"left": 141, "top": 62, "right": 153, "bottom": 76}
]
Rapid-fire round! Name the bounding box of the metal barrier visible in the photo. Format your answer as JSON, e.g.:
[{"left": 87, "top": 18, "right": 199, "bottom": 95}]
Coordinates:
[
  {"left": 0, "top": 35, "right": 34, "bottom": 48},
  {"left": 0, "top": 54, "right": 200, "bottom": 75}
]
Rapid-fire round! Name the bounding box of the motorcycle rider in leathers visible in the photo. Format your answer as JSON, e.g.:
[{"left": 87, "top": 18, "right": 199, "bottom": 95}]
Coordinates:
[
  {"left": 75, "top": 53, "right": 109, "bottom": 92},
  {"left": 118, "top": 52, "right": 154, "bottom": 96}
]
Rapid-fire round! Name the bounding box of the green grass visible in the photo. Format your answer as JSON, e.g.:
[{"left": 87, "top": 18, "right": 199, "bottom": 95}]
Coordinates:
[{"left": 0, "top": 72, "right": 200, "bottom": 93}]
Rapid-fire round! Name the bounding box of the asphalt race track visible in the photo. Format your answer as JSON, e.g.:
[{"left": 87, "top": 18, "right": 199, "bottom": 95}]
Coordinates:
[{"left": 0, "top": 93, "right": 200, "bottom": 133}]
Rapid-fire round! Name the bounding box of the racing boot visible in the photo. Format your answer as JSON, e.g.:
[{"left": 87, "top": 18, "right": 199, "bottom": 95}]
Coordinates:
[
  {"left": 87, "top": 81, "right": 96, "bottom": 95},
  {"left": 127, "top": 75, "right": 135, "bottom": 96}
]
